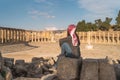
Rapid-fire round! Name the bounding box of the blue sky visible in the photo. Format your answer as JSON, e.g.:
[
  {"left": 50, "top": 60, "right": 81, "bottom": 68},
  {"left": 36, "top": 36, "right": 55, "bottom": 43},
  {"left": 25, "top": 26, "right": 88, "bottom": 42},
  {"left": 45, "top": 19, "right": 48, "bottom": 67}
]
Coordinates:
[{"left": 0, "top": 0, "right": 120, "bottom": 30}]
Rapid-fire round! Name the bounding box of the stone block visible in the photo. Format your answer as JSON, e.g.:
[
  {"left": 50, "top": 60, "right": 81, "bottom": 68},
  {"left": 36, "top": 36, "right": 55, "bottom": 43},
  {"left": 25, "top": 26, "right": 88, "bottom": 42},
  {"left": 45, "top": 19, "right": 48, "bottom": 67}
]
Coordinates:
[
  {"left": 114, "top": 64, "right": 120, "bottom": 80},
  {"left": 3, "top": 57, "right": 14, "bottom": 68},
  {"left": 57, "top": 56, "right": 81, "bottom": 80},
  {"left": 41, "top": 73, "right": 58, "bottom": 80},
  {"left": 15, "top": 60, "right": 25, "bottom": 65},
  {"left": 80, "top": 59, "right": 99, "bottom": 80},
  {"left": 1, "top": 66, "right": 13, "bottom": 80},
  {"left": 0, "top": 74, "right": 4, "bottom": 80},
  {"left": 14, "top": 77, "right": 40, "bottom": 80},
  {"left": 32, "top": 57, "right": 44, "bottom": 63},
  {"left": 99, "top": 59, "right": 116, "bottom": 80}
]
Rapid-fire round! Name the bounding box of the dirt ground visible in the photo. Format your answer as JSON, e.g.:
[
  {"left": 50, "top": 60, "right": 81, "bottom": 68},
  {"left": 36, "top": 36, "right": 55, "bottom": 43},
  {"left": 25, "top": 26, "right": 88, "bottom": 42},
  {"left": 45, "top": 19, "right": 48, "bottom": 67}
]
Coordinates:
[{"left": 1, "top": 42, "right": 120, "bottom": 62}]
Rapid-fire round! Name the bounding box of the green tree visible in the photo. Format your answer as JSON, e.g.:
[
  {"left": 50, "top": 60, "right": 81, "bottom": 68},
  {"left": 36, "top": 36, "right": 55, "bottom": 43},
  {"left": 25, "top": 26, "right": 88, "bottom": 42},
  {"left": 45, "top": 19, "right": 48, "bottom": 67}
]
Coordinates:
[
  {"left": 76, "top": 20, "right": 86, "bottom": 31},
  {"left": 101, "top": 17, "right": 112, "bottom": 31},
  {"left": 116, "top": 10, "right": 120, "bottom": 26},
  {"left": 77, "top": 20, "right": 98, "bottom": 32},
  {"left": 113, "top": 10, "right": 120, "bottom": 31},
  {"left": 91, "top": 24, "right": 98, "bottom": 31},
  {"left": 95, "top": 19, "right": 102, "bottom": 29},
  {"left": 95, "top": 17, "right": 112, "bottom": 31}
]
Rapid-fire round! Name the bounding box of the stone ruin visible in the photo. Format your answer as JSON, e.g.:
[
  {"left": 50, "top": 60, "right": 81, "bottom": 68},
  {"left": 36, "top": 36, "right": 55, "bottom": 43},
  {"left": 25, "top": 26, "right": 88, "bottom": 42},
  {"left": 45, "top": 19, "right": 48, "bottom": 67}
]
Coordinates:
[
  {"left": 0, "top": 52, "right": 58, "bottom": 80},
  {"left": 0, "top": 51, "right": 120, "bottom": 80}
]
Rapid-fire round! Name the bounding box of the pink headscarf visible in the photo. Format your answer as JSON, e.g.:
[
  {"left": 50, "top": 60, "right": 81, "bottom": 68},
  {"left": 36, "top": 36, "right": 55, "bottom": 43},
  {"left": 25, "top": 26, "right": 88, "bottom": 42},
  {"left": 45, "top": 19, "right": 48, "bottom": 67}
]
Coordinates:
[{"left": 67, "top": 24, "right": 78, "bottom": 46}]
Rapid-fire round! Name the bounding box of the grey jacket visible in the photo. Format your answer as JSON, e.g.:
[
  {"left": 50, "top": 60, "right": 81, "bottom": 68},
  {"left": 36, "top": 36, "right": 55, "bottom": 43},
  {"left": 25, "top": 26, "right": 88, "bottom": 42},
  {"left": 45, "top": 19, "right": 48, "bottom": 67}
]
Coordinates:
[{"left": 59, "top": 36, "right": 81, "bottom": 58}]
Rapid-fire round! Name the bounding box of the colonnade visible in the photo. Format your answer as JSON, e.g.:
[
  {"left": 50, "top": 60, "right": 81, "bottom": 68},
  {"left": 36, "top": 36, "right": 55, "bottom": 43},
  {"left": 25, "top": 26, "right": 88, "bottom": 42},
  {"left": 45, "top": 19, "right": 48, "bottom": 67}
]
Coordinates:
[
  {"left": 0, "top": 27, "right": 120, "bottom": 45},
  {"left": 27, "top": 31, "right": 55, "bottom": 43},
  {"left": 77, "top": 31, "right": 120, "bottom": 45},
  {"left": 0, "top": 27, "right": 26, "bottom": 44}
]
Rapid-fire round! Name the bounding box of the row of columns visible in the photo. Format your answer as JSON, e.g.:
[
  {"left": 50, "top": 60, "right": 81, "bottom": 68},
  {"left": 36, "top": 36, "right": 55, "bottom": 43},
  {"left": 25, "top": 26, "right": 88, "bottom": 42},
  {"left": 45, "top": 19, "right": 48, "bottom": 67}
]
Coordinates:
[
  {"left": 28, "top": 31, "right": 55, "bottom": 43},
  {"left": 0, "top": 27, "right": 26, "bottom": 44},
  {"left": 77, "top": 31, "right": 120, "bottom": 45},
  {"left": 0, "top": 27, "right": 120, "bottom": 45},
  {"left": 27, "top": 30, "right": 119, "bottom": 45}
]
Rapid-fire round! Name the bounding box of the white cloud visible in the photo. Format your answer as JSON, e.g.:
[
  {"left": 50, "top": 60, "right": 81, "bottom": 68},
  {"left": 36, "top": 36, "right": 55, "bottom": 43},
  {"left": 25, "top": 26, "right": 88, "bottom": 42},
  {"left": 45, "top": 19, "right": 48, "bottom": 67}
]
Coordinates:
[
  {"left": 28, "top": 9, "right": 55, "bottom": 19},
  {"left": 31, "top": 15, "right": 37, "bottom": 19},
  {"left": 47, "top": 15, "right": 55, "bottom": 18},
  {"left": 34, "top": 0, "right": 54, "bottom": 6},
  {"left": 35, "top": 0, "right": 46, "bottom": 3},
  {"left": 45, "top": 27, "right": 57, "bottom": 30},
  {"left": 78, "top": 0, "right": 120, "bottom": 13},
  {"left": 78, "top": 0, "right": 120, "bottom": 22},
  {"left": 44, "top": 24, "right": 58, "bottom": 30}
]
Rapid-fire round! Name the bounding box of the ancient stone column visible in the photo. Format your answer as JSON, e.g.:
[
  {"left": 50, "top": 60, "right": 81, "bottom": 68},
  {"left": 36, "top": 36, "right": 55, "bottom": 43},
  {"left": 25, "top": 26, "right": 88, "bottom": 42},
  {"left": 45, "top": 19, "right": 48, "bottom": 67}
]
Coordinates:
[
  {"left": 34, "top": 32, "right": 36, "bottom": 42},
  {"left": 23, "top": 31, "right": 26, "bottom": 42},
  {"left": 18, "top": 30, "right": 21, "bottom": 42},
  {"left": 12, "top": 29, "right": 14, "bottom": 42},
  {"left": 40, "top": 32, "right": 42, "bottom": 42},
  {"left": 38, "top": 32, "right": 40, "bottom": 42},
  {"left": 107, "top": 32, "right": 110, "bottom": 44},
  {"left": 50, "top": 31, "right": 55, "bottom": 42},
  {"left": 103, "top": 32, "right": 105, "bottom": 43},
  {"left": 15, "top": 30, "right": 17, "bottom": 42},
  {"left": 20, "top": 30, "right": 22, "bottom": 42},
  {"left": 19, "top": 30, "right": 21, "bottom": 42},
  {"left": 3, "top": 29, "right": 7, "bottom": 43},
  {"left": 13, "top": 30, "right": 15, "bottom": 42},
  {"left": 5, "top": 29, "right": 8, "bottom": 43},
  {"left": 36, "top": 32, "right": 39, "bottom": 42},
  {"left": 10, "top": 29, "right": 13, "bottom": 42},
  {"left": 21, "top": 30, "right": 23, "bottom": 42},
  {"left": 94, "top": 32, "right": 97, "bottom": 43},
  {"left": 44, "top": 32, "right": 46, "bottom": 42},
  {"left": 31, "top": 32, "right": 33, "bottom": 42},
  {"left": 46, "top": 32, "right": 49, "bottom": 42},
  {"left": 112, "top": 32, "right": 115, "bottom": 44},
  {"left": 90, "top": 31, "right": 93, "bottom": 43},
  {"left": 9, "top": 29, "right": 11, "bottom": 42},
  {"left": 0, "top": 29, "right": 4, "bottom": 43},
  {"left": 7, "top": 29, "right": 10, "bottom": 42},
  {"left": 16, "top": 30, "right": 19, "bottom": 42},
  {"left": 87, "top": 31, "right": 91, "bottom": 45},
  {"left": 83, "top": 32, "right": 84, "bottom": 43},
  {"left": 0, "top": 29, "right": 1, "bottom": 43},
  {"left": 41, "top": 32, "right": 44, "bottom": 43},
  {"left": 22, "top": 30, "right": 24, "bottom": 42},
  {"left": 117, "top": 32, "right": 120, "bottom": 44},
  {"left": 98, "top": 31, "right": 101, "bottom": 43}
]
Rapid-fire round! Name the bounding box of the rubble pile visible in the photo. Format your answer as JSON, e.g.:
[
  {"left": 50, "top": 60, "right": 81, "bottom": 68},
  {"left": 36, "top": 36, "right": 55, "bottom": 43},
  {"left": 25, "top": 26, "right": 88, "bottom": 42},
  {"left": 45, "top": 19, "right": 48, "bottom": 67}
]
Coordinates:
[{"left": 0, "top": 52, "right": 58, "bottom": 80}]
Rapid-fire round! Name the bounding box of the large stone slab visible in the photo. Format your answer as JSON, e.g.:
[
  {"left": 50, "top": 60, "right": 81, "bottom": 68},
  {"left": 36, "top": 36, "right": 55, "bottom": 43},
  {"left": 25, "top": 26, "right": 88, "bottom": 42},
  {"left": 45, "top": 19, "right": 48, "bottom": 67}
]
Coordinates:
[
  {"left": 1, "top": 66, "right": 13, "bottom": 80},
  {"left": 41, "top": 73, "right": 58, "bottom": 80},
  {"left": 114, "top": 64, "right": 120, "bottom": 80},
  {"left": 99, "top": 59, "right": 116, "bottom": 80},
  {"left": 80, "top": 59, "right": 99, "bottom": 80},
  {"left": 14, "top": 77, "right": 40, "bottom": 80},
  {"left": 3, "top": 57, "right": 14, "bottom": 69},
  {"left": 0, "top": 74, "right": 4, "bottom": 80},
  {"left": 57, "top": 56, "right": 81, "bottom": 80}
]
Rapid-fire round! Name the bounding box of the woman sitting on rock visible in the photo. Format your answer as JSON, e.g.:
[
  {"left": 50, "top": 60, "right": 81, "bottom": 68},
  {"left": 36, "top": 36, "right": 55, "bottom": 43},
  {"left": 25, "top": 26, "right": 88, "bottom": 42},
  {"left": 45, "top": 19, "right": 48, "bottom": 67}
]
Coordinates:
[{"left": 59, "top": 24, "right": 81, "bottom": 58}]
